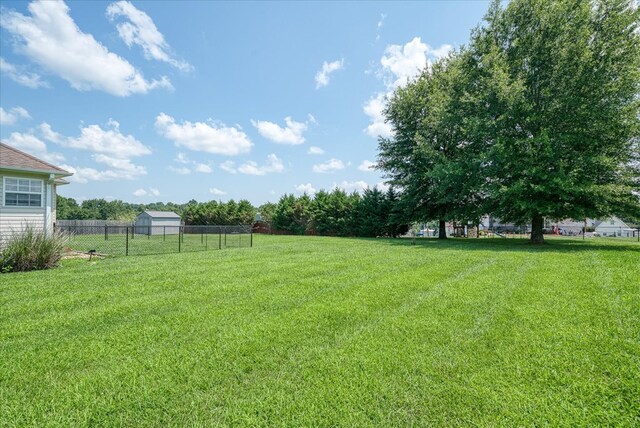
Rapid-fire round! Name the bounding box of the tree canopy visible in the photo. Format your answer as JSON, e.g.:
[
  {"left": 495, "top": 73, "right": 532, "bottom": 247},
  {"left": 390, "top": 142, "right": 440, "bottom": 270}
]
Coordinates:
[{"left": 378, "top": 0, "right": 640, "bottom": 243}]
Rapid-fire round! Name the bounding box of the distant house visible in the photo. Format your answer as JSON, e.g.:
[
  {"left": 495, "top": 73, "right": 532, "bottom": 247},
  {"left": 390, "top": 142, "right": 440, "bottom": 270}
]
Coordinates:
[
  {"left": 135, "top": 210, "right": 181, "bottom": 235},
  {"left": 593, "top": 216, "right": 632, "bottom": 237},
  {"left": 0, "top": 142, "right": 72, "bottom": 244}
]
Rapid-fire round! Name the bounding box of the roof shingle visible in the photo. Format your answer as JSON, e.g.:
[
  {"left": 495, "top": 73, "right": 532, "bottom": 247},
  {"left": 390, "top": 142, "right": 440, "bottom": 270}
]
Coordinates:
[{"left": 0, "top": 142, "right": 71, "bottom": 176}]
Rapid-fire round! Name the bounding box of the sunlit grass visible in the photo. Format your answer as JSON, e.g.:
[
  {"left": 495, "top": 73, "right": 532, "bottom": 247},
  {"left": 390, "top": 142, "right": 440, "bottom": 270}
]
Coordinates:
[{"left": 1, "top": 235, "right": 638, "bottom": 426}]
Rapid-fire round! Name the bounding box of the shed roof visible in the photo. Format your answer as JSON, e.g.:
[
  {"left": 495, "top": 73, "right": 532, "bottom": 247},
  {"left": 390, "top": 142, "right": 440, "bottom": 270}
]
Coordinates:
[
  {"left": 0, "top": 142, "right": 72, "bottom": 176},
  {"left": 139, "top": 210, "right": 181, "bottom": 218}
]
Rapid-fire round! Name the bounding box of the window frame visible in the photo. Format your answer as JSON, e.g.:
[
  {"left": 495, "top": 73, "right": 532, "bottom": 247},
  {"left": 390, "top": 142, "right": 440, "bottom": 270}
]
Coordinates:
[{"left": 3, "top": 176, "right": 44, "bottom": 208}]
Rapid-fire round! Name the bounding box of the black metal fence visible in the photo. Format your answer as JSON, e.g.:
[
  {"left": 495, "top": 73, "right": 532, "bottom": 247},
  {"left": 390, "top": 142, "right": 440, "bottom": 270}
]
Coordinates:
[{"left": 54, "top": 224, "right": 252, "bottom": 257}]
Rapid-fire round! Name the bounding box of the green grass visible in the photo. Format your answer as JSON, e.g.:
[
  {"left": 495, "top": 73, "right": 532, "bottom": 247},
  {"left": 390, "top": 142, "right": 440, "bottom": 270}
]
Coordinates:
[{"left": 1, "top": 236, "right": 638, "bottom": 427}]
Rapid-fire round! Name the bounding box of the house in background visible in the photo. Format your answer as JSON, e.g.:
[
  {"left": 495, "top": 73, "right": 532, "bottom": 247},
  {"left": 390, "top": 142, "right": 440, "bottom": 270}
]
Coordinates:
[
  {"left": 134, "top": 210, "right": 181, "bottom": 235},
  {"left": 0, "top": 142, "right": 72, "bottom": 244},
  {"left": 593, "top": 216, "right": 633, "bottom": 237}
]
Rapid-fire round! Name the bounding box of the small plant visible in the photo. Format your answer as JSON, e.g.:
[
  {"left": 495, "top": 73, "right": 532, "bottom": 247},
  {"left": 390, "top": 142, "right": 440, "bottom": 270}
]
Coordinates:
[{"left": 0, "top": 226, "right": 69, "bottom": 273}]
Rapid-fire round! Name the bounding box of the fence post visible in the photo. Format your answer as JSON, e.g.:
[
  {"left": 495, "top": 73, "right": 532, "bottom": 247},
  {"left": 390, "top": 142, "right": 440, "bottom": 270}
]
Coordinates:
[
  {"left": 205, "top": 234, "right": 208, "bottom": 250},
  {"left": 225, "top": 230, "right": 227, "bottom": 247},
  {"left": 126, "top": 226, "right": 129, "bottom": 256},
  {"left": 132, "top": 225, "right": 134, "bottom": 239},
  {"left": 179, "top": 226, "right": 182, "bottom": 253},
  {"left": 219, "top": 231, "right": 221, "bottom": 250},
  {"left": 250, "top": 231, "right": 253, "bottom": 247},
  {"left": 164, "top": 226, "right": 166, "bottom": 241},
  {"left": 105, "top": 225, "right": 108, "bottom": 241}
]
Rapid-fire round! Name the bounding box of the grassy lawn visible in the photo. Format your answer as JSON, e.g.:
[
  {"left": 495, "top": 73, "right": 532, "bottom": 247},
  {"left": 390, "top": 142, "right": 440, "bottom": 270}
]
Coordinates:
[{"left": 1, "top": 236, "right": 638, "bottom": 427}]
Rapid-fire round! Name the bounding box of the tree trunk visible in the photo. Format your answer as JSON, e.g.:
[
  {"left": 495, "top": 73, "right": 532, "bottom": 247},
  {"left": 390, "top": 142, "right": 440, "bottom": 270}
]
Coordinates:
[
  {"left": 438, "top": 219, "right": 447, "bottom": 239},
  {"left": 530, "top": 214, "right": 544, "bottom": 244}
]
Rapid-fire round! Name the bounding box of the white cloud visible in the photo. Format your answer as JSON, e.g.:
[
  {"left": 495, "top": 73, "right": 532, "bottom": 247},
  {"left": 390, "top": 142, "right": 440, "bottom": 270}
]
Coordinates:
[
  {"left": 149, "top": 187, "right": 160, "bottom": 196},
  {"left": 62, "top": 164, "right": 144, "bottom": 183},
  {"left": 62, "top": 120, "right": 151, "bottom": 159},
  {"left": 5, "top": 130, "right": 65, "bottom": 164},
  {"left": 36, "top": 119, "right": 149, "bottom": 181},
  {"left": 363, "top": 92, "right": 393, "bottom": 139},
  {"left": 6, "top": 131, "right": 47, "bottom": 153},
  {"left": 106, "top": 1, "right": 192, "bottom": 72},
  {"left": 376, "top": 181, "right": 390, "bottom": 192},
  {"left": 364, "top": 37, "right": 452, "bottom": 139},
  {"left": 0, "top": 106, "right": 30, "bottom": 125},
  {"left": 358, "top": 160, "right": 376, "bottom": 172},
  {"left": 209, "top": 187, "right": 227, "bottom": 196},
  {"left": 174, "top": 152, "right": 190, "bottom": 164},
  {"left": 156, "top": 112, "right": 253, "bottom": 156},
  {"left": 332, "top": 180, "right": 370, "bottom": 193},
  {"left": 219, "top": 160, "right": 237, "bottom": 174},
  {"left": 380, "top": 37, "right": 452, "bottom": 89},
  {"left": 39, "top": 123, "right": 63, "bottom": 143},
  {"left": 195, "top": 163, "right": 212, "bottom": 173},
  {"left": 313, "top": 158, "right": 345, "bottom": 173},
  {"left": 0, "top": 57, "right": 48, "bottom": 88},
  {"left": 295, "top": 183, "right": 316, "bottom": 195},
  {"left": 92, "top": 154, "right": 146, "bottom": 179},
  {"left": 0, "top": 0, "right": 171, "bottom": 96},
  {"left": 168, "top": 166, "right": 190, "bottom": 175},
  {"left": 237, "top": 154, "right": 284, "bottom": 176},
  {"left": 133, "top": 187, "right": 159, "bottom": 197},
  {"left": 172, "top": 151, "right": 211, "bottom": 173},
  {"left": 380, "top": 37, "right": 429, "bottom": 88},
  {"left": 307, "top": 146, "right": 325, "bottom": 155},
  {"left": 133, "top": 188, "right": 147, "bottom": 196},
  {"left": 377, "top": 13, "right": 386, "bottom": 30},
  {"left": 251, "top": 116, "right": 308, "bottom": 145},
  {"left": 315, "top": 59, "right": 344, "bottom": 89}
]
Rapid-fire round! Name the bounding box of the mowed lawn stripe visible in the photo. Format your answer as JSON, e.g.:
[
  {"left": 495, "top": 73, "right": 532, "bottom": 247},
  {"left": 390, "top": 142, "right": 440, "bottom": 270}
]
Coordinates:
[{"left": 0, "top": 236, "right": 638, "bottom": 427}]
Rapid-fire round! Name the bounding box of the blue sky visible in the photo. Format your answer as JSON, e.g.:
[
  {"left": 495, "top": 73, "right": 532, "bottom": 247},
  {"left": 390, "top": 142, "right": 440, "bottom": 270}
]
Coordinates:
[{"left": 0, "top": 0, "right": 489, "bottom": 205}]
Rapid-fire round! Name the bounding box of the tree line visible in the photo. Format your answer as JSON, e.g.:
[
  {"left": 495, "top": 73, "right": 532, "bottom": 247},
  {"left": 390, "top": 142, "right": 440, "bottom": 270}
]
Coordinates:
[
  {"left": 266, "top": 187, "right": 407, "bottom": 237},
  {"left": 56, "top": 188, "right": 408, "bottom": 237},
  {"left": 378, "top": 0, "right": 640, "bottom": 243}
]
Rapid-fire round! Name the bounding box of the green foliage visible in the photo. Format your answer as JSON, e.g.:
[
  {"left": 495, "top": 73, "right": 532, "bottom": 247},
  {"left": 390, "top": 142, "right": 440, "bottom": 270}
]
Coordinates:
[
  {"left": 272, "top": 194, "right": 312, "bottom": 234},
  {"left": 269, "top": 188, "right": 408, "bottom": 237},
  {"left": 377, "top": 0, "right": 640, "bottom": 243},
  {"left": 182, "top": 199, "right": 256, "bottom": 225},
  {"left": 0, "top": 226, "right": 68, "bottom": 273},
  {"left": 56, "top": 195, "right": 190, "bottom": 221},
  {"left": 311, "top": 189, "right": 360, "bottom": 236},
  {"left": 466, "top": 0, "right": 640, "bottom": 240}
]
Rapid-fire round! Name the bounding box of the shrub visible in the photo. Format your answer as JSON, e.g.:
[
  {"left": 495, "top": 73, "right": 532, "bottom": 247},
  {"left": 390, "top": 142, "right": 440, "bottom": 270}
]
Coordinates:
[{"left": 0, "top": 227, "right": 68, "bottom": 273}]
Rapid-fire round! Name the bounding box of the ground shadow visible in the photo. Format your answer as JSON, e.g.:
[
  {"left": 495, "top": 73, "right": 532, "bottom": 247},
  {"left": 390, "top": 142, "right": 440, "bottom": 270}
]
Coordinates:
[{"left": 347, "top": 236, "right": 640, "bottom": 254}]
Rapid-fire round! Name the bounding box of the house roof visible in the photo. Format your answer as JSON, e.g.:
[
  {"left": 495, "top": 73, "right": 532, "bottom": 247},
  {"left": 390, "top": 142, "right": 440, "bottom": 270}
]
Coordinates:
[
  {"left": 0, "top": 142, "right": 72, "bottom": 177},
  {"left": 139, "top": 210, "right": 181, "bottom": 218}
]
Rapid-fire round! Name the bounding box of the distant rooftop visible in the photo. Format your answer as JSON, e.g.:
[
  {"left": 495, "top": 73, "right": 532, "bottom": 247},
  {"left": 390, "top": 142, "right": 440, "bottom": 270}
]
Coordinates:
[
  {"left": 140, "top": 210, "right": 181, "bottom": 218},
  {"left": 0, "top": 142, "right": 71, "bottom": 176}
]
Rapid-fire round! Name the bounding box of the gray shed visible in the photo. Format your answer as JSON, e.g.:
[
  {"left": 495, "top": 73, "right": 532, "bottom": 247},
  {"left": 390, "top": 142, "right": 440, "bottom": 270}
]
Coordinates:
[{"left": 135, "top": 210, "right": 181, "bottom": 235}]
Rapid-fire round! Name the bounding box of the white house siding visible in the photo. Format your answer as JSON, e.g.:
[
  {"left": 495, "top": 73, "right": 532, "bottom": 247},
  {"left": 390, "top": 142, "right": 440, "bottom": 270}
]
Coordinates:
[
  {"left": 149, "top": 218, "right": 181, "bottom": 235},
  {"left": 0, "top": 171, "right": 56, "bottom": 245},
  {"left": 134, "top": 213, "right": 181, "bottom": 235},
  {"left": 594, "top": 217, "right": 631, "bottom": 237}
]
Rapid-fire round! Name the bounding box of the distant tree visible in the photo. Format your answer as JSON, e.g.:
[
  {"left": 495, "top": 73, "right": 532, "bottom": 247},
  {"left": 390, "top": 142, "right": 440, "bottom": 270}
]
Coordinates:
[
  {"left": 257, "top": 202, "right": 277, "bottom": 223},
  {"left": 354, "top": 187, "right": 386, "bottom": 237},
  {"left": 383, "top": 187, "right": 409, "bottom": 238},
  {"left": 272, "top": 194, "right": 312, "bottom": 234},
  {"left": 56, "top": 195, "right": 81, "bottom": 220},
  {"left": 311, "top": 189, "right": 360, "bottom": 236}
]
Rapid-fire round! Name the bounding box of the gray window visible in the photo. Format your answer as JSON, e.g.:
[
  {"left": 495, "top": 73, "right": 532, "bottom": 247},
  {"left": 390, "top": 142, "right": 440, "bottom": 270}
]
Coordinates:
[{"left": 4, "top": 177, "right": 43, "bottom": 207}]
